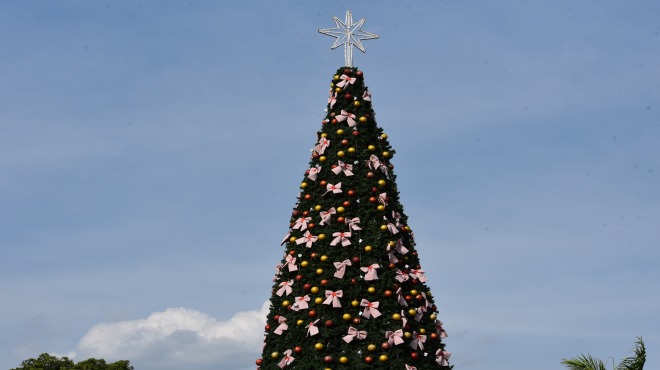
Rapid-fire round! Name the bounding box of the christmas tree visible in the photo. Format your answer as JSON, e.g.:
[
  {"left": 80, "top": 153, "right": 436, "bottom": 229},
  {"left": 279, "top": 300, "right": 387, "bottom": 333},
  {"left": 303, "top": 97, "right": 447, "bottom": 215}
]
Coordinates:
[{"left": 257, "top": 11, "right": 451, "bottom": 370}]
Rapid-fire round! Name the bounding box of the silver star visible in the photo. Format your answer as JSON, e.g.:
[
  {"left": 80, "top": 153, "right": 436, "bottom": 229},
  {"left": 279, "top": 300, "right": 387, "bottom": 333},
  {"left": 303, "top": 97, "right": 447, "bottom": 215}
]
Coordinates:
[{"left": 318, "top": 10, "right": 379, "bottom": 67}]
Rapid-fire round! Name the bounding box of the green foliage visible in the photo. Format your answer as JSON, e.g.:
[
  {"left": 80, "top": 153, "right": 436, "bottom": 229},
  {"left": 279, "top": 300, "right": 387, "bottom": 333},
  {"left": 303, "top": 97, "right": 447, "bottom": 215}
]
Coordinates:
[
  {"left": 561, "top": 337, "right": 645, "bottom": 370},
  {"left": 258, "top": 66, "right": 451, "bottom": 369},
  {"left": 11, "top": 353, "right": 134, "bottom": 370}
]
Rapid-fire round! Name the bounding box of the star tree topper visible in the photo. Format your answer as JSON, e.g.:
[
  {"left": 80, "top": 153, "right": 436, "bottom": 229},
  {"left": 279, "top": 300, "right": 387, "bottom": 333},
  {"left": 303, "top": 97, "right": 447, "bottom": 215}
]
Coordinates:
[{"left": 318, "top": 10, "right": 379, "bottom": 67}]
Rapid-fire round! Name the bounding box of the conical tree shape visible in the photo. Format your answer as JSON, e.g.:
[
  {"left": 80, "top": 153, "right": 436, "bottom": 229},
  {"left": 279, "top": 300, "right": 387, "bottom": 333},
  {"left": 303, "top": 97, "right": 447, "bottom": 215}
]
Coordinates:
[{"left": 258, "top": 67, "right": 451, "bottom": 370}]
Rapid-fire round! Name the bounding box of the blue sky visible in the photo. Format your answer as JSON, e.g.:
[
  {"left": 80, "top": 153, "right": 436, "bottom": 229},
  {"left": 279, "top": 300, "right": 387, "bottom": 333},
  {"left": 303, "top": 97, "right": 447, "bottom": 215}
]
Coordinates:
[{"left": 1, "top": 1, "right": 659, "bottom": 369}]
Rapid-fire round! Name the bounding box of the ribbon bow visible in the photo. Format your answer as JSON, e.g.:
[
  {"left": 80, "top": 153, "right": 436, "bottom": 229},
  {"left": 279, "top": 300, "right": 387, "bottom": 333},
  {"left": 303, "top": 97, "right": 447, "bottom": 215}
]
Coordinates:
[
  {"left": 343, "top": 326, "right": 367, "bottom": 343},
  {"left": 415, "top": 306, "right": 428, "bottom": 322},
  {"left": 276, "top": 280, "right": 294, "bottom": 296},
  {"left": 360, "top": 299, "right": 382, "bottom": 319},
  {"left": 387, "top": 245, "right": 399, "bottom": 264},
  {"left": 384, "top": 216, "right": 399, "bottom": 234},
  {"left": 336, "top": 74, "right": 356, "bottom": 88},
  {"left": 410, "top": 331, "right": 427, "bottom": 350},
  {"left": 278, "top": 349, "right": 294, "bottom": 369},
  {"left": 283, "top": 254, "right": 298, "bottom": 272},
  {"left": 436, "top": 349, "right": 451, "bottom": 366},
  {"left": 314, "top": 137, "right": 330, "bottom": 155},
  {"left": 400, "top": 310, "right": 408, "bottom": 327},
  {"left": 362, "top": 90, "right": 372, "bottom": 101},
  {"left": 409, "top": 269, "right": 427, "bottom": 283},
  {"left": 319, "top": 207, "right": 336, "bottom": 225},
  {"left": 306, "top": 319, "right": 320, "bottom": 337},
  {"left": 274, "top": 316, "right": 288, "bottom": 335},
  {"left": 367, "top": 154, "right": 382, "bottom": 171},
  {"left": 323, "top": 182, "right": 343, "bottom": 196},
  {"left": 405, "top": 365, "right": 417, "bottom": 370},
  {"left": 395, "top": 269, "right": 410, "bottom": 283},
  {"left": 323, "top": 290, "right": 343, "bottom": 307},
  {"left": 330, "top": 231, "right": 352, "bottom": 247},
  {"left": 378, "top": 192, "right": 388, "bottom": 206},
  {"left": 346, "top": 217, "right": 362, "bottom": 231},
  {"left": 328, "top": 91, "right": 337, "bottom": 108},
  {"left": 396, "top": 287, "right": 408, "bottom": 307},
  {"left": 393, "top": 238, "right": 409, "bottom": 255},
  {"left": 333, "top": 259, "right": 352, "bottom": 279},
  {"left": 392, "top": 210, "right": 402, "bottom": 225},
  {"left": 361, "top": 263, "right": 380, "bottom": 280},
  {"left": 331, "top": 160, "right": 354, "bottom": 176},
  {"left": 292, "top": 295, "right": 310, "bottom": 311},
  {"left": 280, "top": 232, "right": 290, "bottom": 246},
  {"left": 292, "top": 217, "right": 311, "bottom": 231},
  {"left": 336, "top": 110, "right": 357, "bottom": 127},
  {"left": 307, "top": 166, "right": 321, "bottom": 181},
  {"left": 385, "top": 329, "right": 404, "bottom": 346},
  {"left": 295, "top": 231, "right": 318, "bottom": 248},
  {"left": 436, "top": 320, "right": 448, "bottom": 339}
]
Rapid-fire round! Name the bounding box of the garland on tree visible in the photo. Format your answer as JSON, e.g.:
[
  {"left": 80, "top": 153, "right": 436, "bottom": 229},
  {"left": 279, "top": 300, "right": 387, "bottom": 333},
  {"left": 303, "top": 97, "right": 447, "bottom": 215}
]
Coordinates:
[{"left": 257, "top": 67, "right": 452, "bottom": 370}]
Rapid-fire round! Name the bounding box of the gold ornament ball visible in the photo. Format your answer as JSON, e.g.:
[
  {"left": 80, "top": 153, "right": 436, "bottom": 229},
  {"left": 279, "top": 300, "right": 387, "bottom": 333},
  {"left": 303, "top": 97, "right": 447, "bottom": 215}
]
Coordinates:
[
  {"left": 342, "top": 313, "right": 352, "bottom": 321},
  {"left": 319, "top": 156, "right": 327, "bottom": 162},
  {"left": 359, "top": 116, "right": 367, "bottom": 123},
  {"left": 318, "top": 233, "right": 326, "bottom": 240},
  {"left": 301, "top": 260, "right": 309, "bottom": 268},
  {"left": 378, "top": 179, "right": 386, "bottom": 187},
  {"left": 315, "top": 205, "right": 322, "bottom": 211},
  {"left": 335, "top": 87, "right": 342, "bottom": 93},
  {"left": 282, "top": 300, "right": 290, "bottom": 307},
  {"left": 427, "top": 291, "right": 433, "bottom": 297},
  {"left": 316, "top": 268, "right": 323, "bottom": 275},
  {"left": 392, "top": 313, "right": 402, "bottom": 320},
  {"left": 311, "top": 286, "right": 320, "bottom": 294},
  {"left": 337, "top": 151, "right": 345, "bottom": 158},
  {"left": 368, "top": 286, "right": 376, "bottom": 293},
  {"left": 347, "top": 147, "right": 356, "bottom": 153},
  {"left": 420, "top": 328, "right": 427, "bottom": 334},
  {"left": 380, "top": 225, "right": 388, "bottom": 231},
  {"left": 367, "top": 344, "right": 377, "bottom": 352},
  {"left": 364, "top": 245, "right": 373, "bottom": 252},
  {"left": 377, "top": 205, "right": 385, "bottom": 211},
  {"left": 379, "top": 355, "right": 388, "bottom": 362},
  {"left": 408, "top": 308, "right": 417, "bottom": 316},
  {"left": 300, "top": 182, "right": 308, "bottom": 188},
  {"left": 336, "top": 206, "right": 345, "bottom": 213},
  {"left": 353, "top": 101, "right": 361, "bottom": 107},
  {"left": 367, "top": 145, "right": 376, "bottom": 151},
  {"left": 289, "top": 236, "right": 297, "bottom": 242},
  {"left": 410, "top": 289, "right": 418, "bottom": 295},
  {"left": 271, "top": 352, "right": 279, "bottom": 359},
  {"left": 333, "top": 75, "right": 340, "bottom": 81},
  {"left": 336, "top": 129, "right": 344, "bottom": 135},
  {"left": 321, "top": 133, "right": 328, "bottom": 138},
  {"left": 430, "top": 313, "right": 438, "bottom": 320},
  {"left": 381, "top": 133, "right": 388, "bottom": 139},
  {"left": 315, "top": 342, "right": 324, "bottom": 350},
  {"left": 351, "top": 300, "right": 359, "bottom": 307},
  {"left": 297, "top": 319, "right": 304, "bottom": 326},
  {"left": 404, "top": 332, "right": 412, "bottom": 340},
  {"left": 382, "top": 151, "right": 390, "bottom": 158},
  {"left": 320, "top": 255, "right": 328, "bottom": 262},
  {"left": 339, "top": 356, "right": 349, "bottom": 364},
  {"left": 315, "top": 297, "right": 323, "bottom": 304}
]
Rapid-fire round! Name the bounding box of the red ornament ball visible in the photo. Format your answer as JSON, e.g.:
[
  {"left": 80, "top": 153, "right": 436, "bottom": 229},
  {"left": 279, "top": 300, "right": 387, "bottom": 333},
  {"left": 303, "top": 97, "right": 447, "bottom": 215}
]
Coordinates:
[
  {"left": 308, "top": 310, "right": 317, "bottom": 318},
  {"left": 352, "top": 130, "right": 360, "bottom": 136},
  {"left": 324, "top": 320, "right": 334, "bottom": 327},
  {"left": 344, "top": 93, "right": 352, "bottom": 100},
  {"left": 411, "top": 352, "right": 419, "bottom": 360},
  {"left": 352, "top": 317, "right": 361, "bottom": 325},
  {"left": 352, "top": 256, "right": 360, "bottom": 264},
  {"left": 303, "top": 283, "right": 312, "bottom": 291},
  {"left": 255, "top": 359, "right": 263, "bottom": 366},
  {"left": 364, "top": 356, "right": 374, "bottom": 364},
  {"left": 384, "top": 290, "right": 393, "bottom": 298},
  {"left": 356, "top": 70, "right": 363, "bottom": 77},
  {"left": 264, "top": 324, "right": 271, "bottom": 331},
  {"left": 430, "top": 332, "right": 439, "bottom": 340},
  {"left": 320, "top": 279, "right": 329, "bottom": 286},
  {"left": 381, "top": 342, "right": 390, "bottom": 350},
  {"left": 347, "top": 189, "right": 356, "bottom": 196},
  {"left": 295, "top": 274, "right": 303, "bottom": 281},
  {"left": 324, "top": 355, "right": 334, "bottom": 364},
  {"left": 294, "top": 346, "right": 302, "bottom": 353}
]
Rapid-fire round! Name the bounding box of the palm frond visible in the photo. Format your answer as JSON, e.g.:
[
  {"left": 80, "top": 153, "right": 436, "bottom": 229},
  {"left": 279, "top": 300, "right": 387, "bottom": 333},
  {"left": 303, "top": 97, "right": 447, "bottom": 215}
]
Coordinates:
[
  {"left": 617, "top": 336, "right": 646, "bottom": 370},
  {"left": 561, "top": 353, "right": 607, "bottom": 370}
]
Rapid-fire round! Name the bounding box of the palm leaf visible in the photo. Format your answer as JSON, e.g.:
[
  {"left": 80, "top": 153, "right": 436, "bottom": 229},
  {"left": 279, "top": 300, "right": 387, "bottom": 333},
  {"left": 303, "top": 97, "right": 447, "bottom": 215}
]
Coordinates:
[
  {"left": 561, "top": 353, "right": 607, "bottom": 370},
  {"left": 617, "top": 336, "right": 646, "bottom": 370}
]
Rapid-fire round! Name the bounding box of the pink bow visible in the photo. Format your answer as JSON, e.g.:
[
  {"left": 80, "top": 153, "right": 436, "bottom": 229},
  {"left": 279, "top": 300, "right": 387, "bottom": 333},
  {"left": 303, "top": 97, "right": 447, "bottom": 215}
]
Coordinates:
[
  {"left": 331, "top": 160, "right": 354, "bottom": 176},
  {"left": 360, "top": 299, "right": 381, "bottom": 319},
  {"left": 333, "top": 259, "right": 352, "bottom": 279},
  {"left": 278, "top": 349, "right": 294, "bottom": 369},
  {"left": 384, "top": 216, "right": 399, "bottom": 234},
  {"left": 343, "top": 326, "right": 367, "bottom": 343},
  {"left": 421, "top": 292, "right": 431, "bottom": 308},
  {"left": 393, "top": 238, "right": 409, "bottom": 255},
  {"left": 436, "top": 349, "right": 451, "bottom": 366},
  {"left": 346, "top": 217, "right": 361, "bottom": 231},
  {"left": 367, "top": 154, "right": 382, "bottom": 171},
  {"left": 280, "top": 232, "right": 290, "bottom": 245},
  {"left": 314, "top": 137, "right": 329, "bottom": 155},
  {"left": 307, "top": 166, "right": 321, "bottom": 181},
  {"left": 336, "top": 110, "right": 357, "bottom": 127},
  {"left": 415, "top": 306, "right": 428, "bottom": 322},
  {"left": 400, "top": 310, "right": 408, "bottom": 327},
  {"left": 306, "top": 319, "right": 320, "bottom": 337},
  {"left": 378, "top": 192, "right": 388, "bottom": 206},
  {"left": 319, "top": 207, "right": 336, "bottom": 225},
  {"left": 392, "top": 210, "right": 401, "bottom": 225},
  {"left": 328, "top": 91, "right": 337, "bottom": 108},
  {"left": 362, "top": 90, "right": 372, "bottom": 101},
  {"left": 283, "top": 254, "right": 298, "bottom": 272},
  {"left": 395, "top": 269, "right": 409, "bottom": 283},
  {"left": 409, "top": 269, "right": 427, "bottom": 282},
  {"left": 336, "top": 74, "right": 356, "bottom": 88},
  {"left": 360, "top": 263, "right": 380, "bottom": 280},
  {"left": 274, "top": 316, "right": 288, "bottom": 335},
  {"left": 292, "top": 217, "right": 311, "bottom": 231},
  {"left": 323, "top": 290, "right": 343, "bottom": 307},
  {"left": 405, "top": 365, "right": 417, "bottom": 370},
  {"left": 330, "top": 231, "right": 352, "bottom": 246},
  {"left": 276, "top": 280, "right": 293, "bottom": 296},
  {"left": 387, "top": 245, "right": 399, "bottom": 264},
  {"left": 323, "top": 182, "right": 343, "bottom": 196},
  {"left": 396, "top": 287, "right": 408, "bottom": 307},
  {"left": 295, "top": 231, "right": 318, "bottom": 248},
  {"left": 436, "top": 320, "right": 448, "bottom": 339},
  {"left": 293, "top": 295, "right": 310, "bottom": 311},
  {"left": 385, "top": 329, "right": 404, "bottom": 346},
  {"left": 410, "top": 331, "right": 427, "bottom": 350}
]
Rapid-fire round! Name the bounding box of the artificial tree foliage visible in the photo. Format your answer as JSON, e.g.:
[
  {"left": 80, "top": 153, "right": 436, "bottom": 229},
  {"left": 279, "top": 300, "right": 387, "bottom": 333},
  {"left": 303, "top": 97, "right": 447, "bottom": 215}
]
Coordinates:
[{"left": 258, "top": 67, "right": 452, "bottom": 370}]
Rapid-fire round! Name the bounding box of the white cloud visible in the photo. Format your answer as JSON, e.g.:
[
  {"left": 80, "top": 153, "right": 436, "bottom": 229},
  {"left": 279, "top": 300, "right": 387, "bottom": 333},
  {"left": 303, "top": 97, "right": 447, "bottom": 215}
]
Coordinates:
[{"left": 75, "top": 302, "right": 269, "bottom": 370}]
